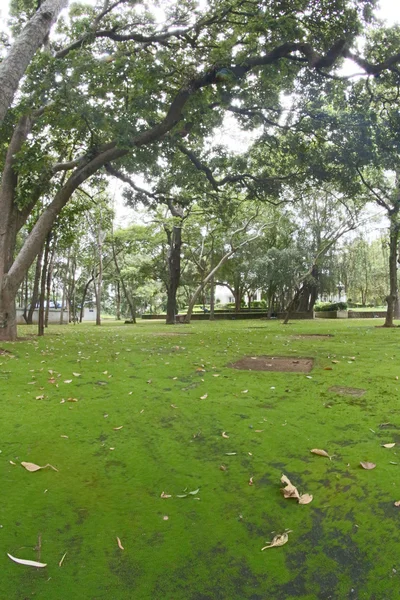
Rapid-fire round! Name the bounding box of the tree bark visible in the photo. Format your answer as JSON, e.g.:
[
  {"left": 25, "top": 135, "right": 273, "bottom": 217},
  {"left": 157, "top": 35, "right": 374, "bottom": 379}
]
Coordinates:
[
  {"left": 112, "top": 243, "right": 136, "bottom": 323},
  {"left": 166, "top": 225, "right": 182, "bottom": 324},
  {"left": 60, "top": 248, "right": 70, "bottom": 324},
  {"left": 45, "top": 241, "right": 56, "bottom": 327},
  {"left": 116, "top": 282, "right": 121, "bottom": 320},
  {"left": 0, "top": 0, "right": 68, "bottom": 125},
  {"left": 27, "top": 246, "right": 44, "bottom": 324},
  {"left": 38, "top": 234, "right": 51, "bottom": 336},
  {"left": 384, "top": 216, "right": 399, "bottom": 327},
  {"left": 79, "top": 276, "right": 94, "bottom": 322},
  {"left": 209, "top": 275, "right": 215, "bottom": 321}
]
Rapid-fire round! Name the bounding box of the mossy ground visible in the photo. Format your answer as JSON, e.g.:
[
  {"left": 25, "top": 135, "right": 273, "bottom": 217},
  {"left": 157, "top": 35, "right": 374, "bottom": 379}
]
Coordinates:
[{"left": 1, "top": 318, "right": 400, "bottom": 599}]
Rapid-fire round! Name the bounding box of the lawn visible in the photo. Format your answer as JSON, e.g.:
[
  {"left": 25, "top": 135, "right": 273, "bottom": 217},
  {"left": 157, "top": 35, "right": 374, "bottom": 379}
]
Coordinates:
[{"left": 1, "top": 318, "right": 400, "bottom": 599}]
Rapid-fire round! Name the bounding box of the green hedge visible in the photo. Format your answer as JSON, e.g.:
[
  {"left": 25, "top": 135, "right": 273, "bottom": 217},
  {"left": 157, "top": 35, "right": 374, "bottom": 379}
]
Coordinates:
[{"left": 314, "top": 302, "right": 348, "bottom": 312}]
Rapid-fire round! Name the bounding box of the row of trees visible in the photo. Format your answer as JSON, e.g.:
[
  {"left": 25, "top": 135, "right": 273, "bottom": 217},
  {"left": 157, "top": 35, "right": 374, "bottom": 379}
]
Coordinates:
[{"left": 2, "top": 0, "right": 400, "bottom": 339}]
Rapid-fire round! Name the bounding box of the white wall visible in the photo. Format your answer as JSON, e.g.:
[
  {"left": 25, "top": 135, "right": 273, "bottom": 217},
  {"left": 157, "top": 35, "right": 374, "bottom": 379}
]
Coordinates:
[{"left": 16, "top": 308, "right": 69, "bottom": 324}]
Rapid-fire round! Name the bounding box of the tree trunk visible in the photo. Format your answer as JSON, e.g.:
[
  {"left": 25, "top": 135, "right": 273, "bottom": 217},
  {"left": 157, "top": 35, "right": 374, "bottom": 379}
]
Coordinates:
[
  {"left": 166, "top": 225, "right": 182, "bottom": 325},
  {"left": 0, "top": 0, "right": 68, "bottom": 125},
  {"left": 22, "top": 274, "right": 29, "bottom": 323},
  {"left": 79, "top": 276, "right": 93, "bottom": 322},
  {"left": 209, "top": 275, "right": 215, "bottom": 321},
  {"left": 111, "top": 243, "right": 136, "bottom": 323},
  {"left": 60, "top": 249, "right": 70, "bottom": 324},
  {"left": 44, "top": 241, "right": 56, "bottom": 327},
  {"left": 38, "top": 234, "right": 51, "bottom": 336},
  {"left": 27, "top": 248, "right": 43, "bottom": 324},
  {"left": 384, "top": 217, "right": 399, "bottom": 327},
  {"left": 0, "top": 284, "right": 17, "bottom": 341},
  {"left": 116, "top": 282, "right": 121, "bottom": 320}
]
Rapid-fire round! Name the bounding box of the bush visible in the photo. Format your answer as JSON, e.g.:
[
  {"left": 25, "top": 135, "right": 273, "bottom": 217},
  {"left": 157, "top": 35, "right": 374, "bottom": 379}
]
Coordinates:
[
  {"left": 250, "top": 300, "right": 267, "bottom": 309},
  {"left": 314, "top": 302, "right": 348, "bottom": 312}
]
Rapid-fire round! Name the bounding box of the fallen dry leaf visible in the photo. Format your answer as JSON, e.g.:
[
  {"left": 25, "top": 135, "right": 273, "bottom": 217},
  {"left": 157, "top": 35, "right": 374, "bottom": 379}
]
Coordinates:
[
  {"left": 58, "top": 552, "right": 67, "bottom": 567},
  {"left": 394, "top": 501, "right": 400, "bottom": 507},
  {"left": 170, "top": 404, "right": 178, "bottom": 409},
  {"left": 220, "top": 465, "right": 227, "bottom": 471},
  {"left": 200, "top": 394, "right": 208, "bottom": 400},
  {"left": 382, "top": 443, "right": 396, "bottom": 448},
  {"left": 9, "top": 460, "right": 16, "bottom": 465},
  {"left": 248, "top": 476, "right": 254, "bottom": 486},
  {"left": 331, "top": 360, "right": 339, "bottom": 364},
  {"left": 281, "top": 475, "right": 300, "bottom": 500},
  {"left": 254, "top": 429, "right": 264, "bottom": 433},
  {"left": 113, "top": 426, "right": 123, "bottom": 430},
  {"left": 160, "top": 491, "right": 172, "bottom": 499},
  {"left": 241, "top": 389, "right": 248, "bottom": 394},
  {"left": 21, "top": 461, "right": 58, "bottom": 472},
  {"left": 116, "top": 537, "right": 124, "bottom": 550},
  {"left": 7, "top": 553, "right": 47, "bottom": 568},
  {"left": 310, "top": 448, "right": 331, "bottom": 459},
  {"left": 64, "top": 380, "right": 72, "bottom": 384},
  {"left": 147, "top": 379, "right": 152, "bottom": 384},
  {"left": 298, "top": 493, "right": 313, "bottom": 505},
  {"left": 60, "top": 435, "right": 69, "bottom": 439},
  {"left": 35, "top": 395, "right": 45, "bottom": 400},
  {"left": 163, "top": 515, "right": 169, "bottom": 520},
  {"left": 67, "top": 397, "right": 78, "bottom": 402},
  {"left": 281, "top": 474, "right": 312, "bottom": 504},
  {"left": 261, "top": 532, "right": 290, "bottom": 550},
  {"left": 360, "top": 461, "right": 376, "bottom": 470},
  {"left": 222, "top": 431, "right": 229, "bottom": 438},
  {"left": 324, "top": 367, "right": 333, "bottom": 371},
  {"left": 72, "top": 373, "right": 81, "bottom": 377}
]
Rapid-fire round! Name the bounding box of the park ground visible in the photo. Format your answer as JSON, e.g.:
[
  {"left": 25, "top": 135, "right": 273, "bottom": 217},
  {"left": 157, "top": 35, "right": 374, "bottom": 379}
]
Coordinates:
[{"left": 1, "top": 318, "right": 400, "bottom": 599}]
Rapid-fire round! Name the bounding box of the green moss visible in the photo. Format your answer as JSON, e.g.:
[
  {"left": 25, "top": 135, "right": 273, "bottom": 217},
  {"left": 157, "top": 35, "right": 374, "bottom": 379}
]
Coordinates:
[{"left": 1, "top": 318, "right": 400, "bottom": 598}]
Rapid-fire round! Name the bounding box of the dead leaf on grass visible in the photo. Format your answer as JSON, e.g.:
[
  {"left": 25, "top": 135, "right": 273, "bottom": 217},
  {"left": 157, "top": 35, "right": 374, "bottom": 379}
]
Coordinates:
[
  {"left": 7, "top": 553, "right": 47, "bottom": 568},
  {"left": 382, "top": 443, "right": 396, "bottom": 448},
  {"left": 261, "top": 532, "right": 291, "bottom": 550},
  {"left": 200, "top": 394, "right": 208, "bottom": 400},
  {"left": 222, "top": 431, "right": 229, "bottom": 438},
  {"left": 281, "top": 474, "right": 312, "bottom": 504},
  {"left": 67, "top": 397, "right": 78, "bottom": 402},
  {"left": 331, "top": 360, "right": 339, "bottom": 364},
  {"left": 116, "top": 537, "right": 124, "bottom": 550},
  {"left": 64, "top": 380, "right": 72, "bottom": 384},
  {"left": 394, "top": 501, "right": 400, "bottom": 507},
  {"left": 73, "top": 373, "right": 81, "bottom": 377},
  {"left": 21, "top": 461, "right": 58, "bottom": 472},
  {"left": 160, "top": 491, "right": 172, "bottom": 499},
  {"left": 310, "top": 448, "right": 331, "bottom": 460},
  {"left": 113, "top": 426, "right": 123, "bottom": 430},
  {"left": 170, "top": 404, "right": 178, "bottom": 409},
  {"left": 248, "top": 476, "right": 254, "bottom": 486},
  {"left": 58, "top": 552, "right": 67, "bottom": 567},
  {"left": 9, "top": 460, "right": 16, "bottom": 465},
  {"left": 35, "top": 395, "right": 45, "bottom": 400},
  {"left": 360, "top": 461, "right": 376, "bottom": 470}
]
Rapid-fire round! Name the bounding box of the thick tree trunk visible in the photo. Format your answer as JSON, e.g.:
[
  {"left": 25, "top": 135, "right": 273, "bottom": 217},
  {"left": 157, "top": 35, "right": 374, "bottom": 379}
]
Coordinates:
[
  {"left": 166, "top": 225, "right": 182, "bottom": 325},
  {"left": 27, "top": 247, "right": 44, "bottom": 324},
  {"left": 0, "top": 284, "right": 17, "bottom": 341},
  {"left": 0, "top": 0, "right": 68, "bottom": 125},
  {"left": 384, "top": 217, "right": 399, "bottom": 327}
]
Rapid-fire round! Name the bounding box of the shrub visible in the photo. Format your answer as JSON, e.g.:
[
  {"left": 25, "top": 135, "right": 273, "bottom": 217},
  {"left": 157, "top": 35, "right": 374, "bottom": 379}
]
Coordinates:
[{"left": 315, "top": 302, "right": 347, "bottom": 312}]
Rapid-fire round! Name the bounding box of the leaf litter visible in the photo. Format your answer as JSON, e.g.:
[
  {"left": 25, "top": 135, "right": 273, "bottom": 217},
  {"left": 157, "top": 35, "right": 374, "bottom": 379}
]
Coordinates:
[
  {"left": 281, "top": 474, "right": 313, "bottom": 504},
  {"left": 261, "top": 530, "right": 292, "bottom": 550},
  {"left": 21, "top": 462, "right": 58, "bottom": 472},
  {"left": 7, "top": 553, "right": 47, "bottom": 568}
]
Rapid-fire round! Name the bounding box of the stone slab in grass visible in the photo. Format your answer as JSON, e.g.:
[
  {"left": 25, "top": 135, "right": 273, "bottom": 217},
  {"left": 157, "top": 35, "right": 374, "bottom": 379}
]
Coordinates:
[
  {"left": 229, "top": 356, "right": 314, "bottom": 372},
  {"left": 329, "top": 386, "right": 366, "bottom": 397}
]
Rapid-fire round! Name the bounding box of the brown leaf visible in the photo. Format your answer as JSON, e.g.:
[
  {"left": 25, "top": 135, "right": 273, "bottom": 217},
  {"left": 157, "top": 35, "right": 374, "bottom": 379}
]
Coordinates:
[
  {"left": 248, "top": 476, "right": 254, "bottom": 486},
  {"left": 298, "top": 494, "right": 313, "bottom": 505},
  {"left": 382, "top": 443, "right": 396, "bottom": 448},
  {"left": 261, "top": 532, "right": 290, "bottom": 550},
  {"left": 331, "top": 360, "right": 339, "bottom": 364},
  {"left": 394, "top": 501, "right": 400, "bottom": 507},
  {"left": 21, "top": 462, "right": 58, "bottom": 472},
  {"left": 324, "top": 367, "right": 333, "bottom": 371},
  {"left": 116, "top": 537, "right": 124, "bottom": 550},
  {"left": 220, "top": 465, "right": 227, "bottom": 471},
  {"left": 310, "top": 448, "right": 331, "bottom": 459},
  {"left": 67, "top": 397, "right": 78, "bottom": 402},
  {"left": 360, "top": 461, "right": 376, "bottom": 470},
  {"left": 280, "top": 475, "right": 300, "bottom": 500}
]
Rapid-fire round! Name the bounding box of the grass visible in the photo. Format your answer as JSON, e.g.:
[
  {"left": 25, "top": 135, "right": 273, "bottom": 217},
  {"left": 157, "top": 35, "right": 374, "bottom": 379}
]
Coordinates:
[{"left": 1, "top": 317, "right": 400, "bottom": 599}]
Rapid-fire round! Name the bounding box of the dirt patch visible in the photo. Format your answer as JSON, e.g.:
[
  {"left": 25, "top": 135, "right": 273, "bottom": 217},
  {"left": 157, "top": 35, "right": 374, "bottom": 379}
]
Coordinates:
[
  {"left": 328, "top": 386, "right": 366, "bottom": 397},
  {"left": 229, "top": 356, "right": 314, "bottom": 372},
  {"left": 291, "top": 334, "right": 333, "bottom": 340}
]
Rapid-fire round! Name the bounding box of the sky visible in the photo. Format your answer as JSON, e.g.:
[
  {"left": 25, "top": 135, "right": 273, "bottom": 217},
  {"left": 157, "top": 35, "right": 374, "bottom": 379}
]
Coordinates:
[{"left": 1, "top": 0, "right": 399, "bottom": 230}]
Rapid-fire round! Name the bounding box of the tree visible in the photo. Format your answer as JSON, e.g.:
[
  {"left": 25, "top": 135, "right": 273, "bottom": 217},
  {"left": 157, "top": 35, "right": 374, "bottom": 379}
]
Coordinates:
[{"left": 1, "top": 0, "right": 397, "bottom": 339}]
